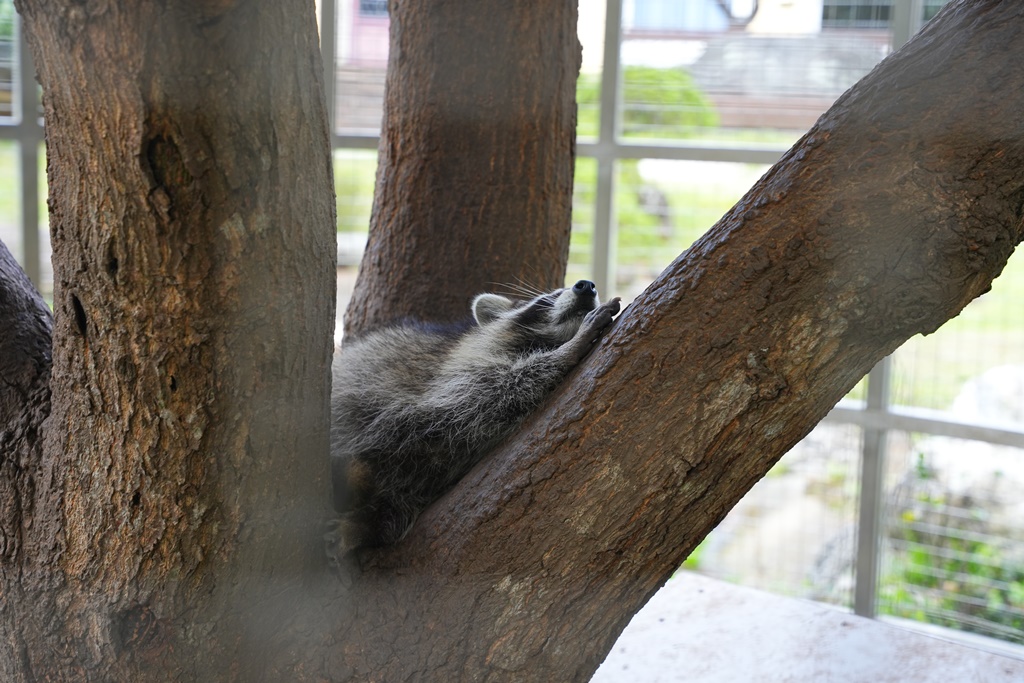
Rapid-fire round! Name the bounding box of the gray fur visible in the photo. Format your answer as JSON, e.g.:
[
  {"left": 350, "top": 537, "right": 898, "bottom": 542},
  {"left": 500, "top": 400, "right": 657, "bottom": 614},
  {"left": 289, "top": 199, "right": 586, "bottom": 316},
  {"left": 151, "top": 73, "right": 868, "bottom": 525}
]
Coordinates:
[{"left": 327, "top": 280, "right": 621, "bottom": 561}]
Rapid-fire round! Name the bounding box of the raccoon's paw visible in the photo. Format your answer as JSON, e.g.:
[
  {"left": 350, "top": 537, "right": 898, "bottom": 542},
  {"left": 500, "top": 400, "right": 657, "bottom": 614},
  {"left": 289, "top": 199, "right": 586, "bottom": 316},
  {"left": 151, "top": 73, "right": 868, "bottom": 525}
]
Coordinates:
[{"left": 581, "top": 297, "right": 621, "bottom": 338}]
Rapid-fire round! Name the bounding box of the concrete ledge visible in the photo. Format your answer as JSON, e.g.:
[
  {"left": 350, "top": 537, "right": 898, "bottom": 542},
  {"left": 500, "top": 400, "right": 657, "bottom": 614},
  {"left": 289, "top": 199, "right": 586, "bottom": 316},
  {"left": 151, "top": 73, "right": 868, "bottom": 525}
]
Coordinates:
[{"left": 592, "top": 572, "right": 1024, "bottom": 682}]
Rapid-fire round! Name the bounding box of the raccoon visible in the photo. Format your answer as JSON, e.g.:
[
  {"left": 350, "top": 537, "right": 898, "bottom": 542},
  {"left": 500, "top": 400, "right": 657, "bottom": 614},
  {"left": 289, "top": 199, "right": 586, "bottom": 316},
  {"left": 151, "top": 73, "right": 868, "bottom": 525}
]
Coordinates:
[{"left": 327, "top": 279, "right": 621, "bottom": 561}]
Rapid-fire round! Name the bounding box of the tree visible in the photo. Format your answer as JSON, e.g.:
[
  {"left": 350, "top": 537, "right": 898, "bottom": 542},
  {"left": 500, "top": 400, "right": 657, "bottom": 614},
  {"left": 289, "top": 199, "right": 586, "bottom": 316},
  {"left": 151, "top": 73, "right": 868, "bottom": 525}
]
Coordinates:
[
  {"left": 344, "top": 0, "right": 581, "bottom": 332},
  {"left": 3, "top": 1, "right": 336, "bottom": 680},
  {"left": 1, "top": 0, "right": 1021, "bottom": 681}
]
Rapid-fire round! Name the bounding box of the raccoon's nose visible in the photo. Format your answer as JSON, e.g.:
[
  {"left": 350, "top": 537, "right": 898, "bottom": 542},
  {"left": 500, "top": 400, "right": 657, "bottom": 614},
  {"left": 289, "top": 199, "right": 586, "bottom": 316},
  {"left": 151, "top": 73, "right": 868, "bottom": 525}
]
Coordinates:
[{"left": 572, "top": 280, "right": 597, "bottom": 297}]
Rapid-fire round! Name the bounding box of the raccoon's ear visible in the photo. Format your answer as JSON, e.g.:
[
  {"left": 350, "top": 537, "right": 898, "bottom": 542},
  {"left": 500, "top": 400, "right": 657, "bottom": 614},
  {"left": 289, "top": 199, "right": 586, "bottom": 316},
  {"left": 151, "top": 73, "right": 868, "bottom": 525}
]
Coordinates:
[{"left": 472, "top": 293, "right": 514, "bottom": 324}]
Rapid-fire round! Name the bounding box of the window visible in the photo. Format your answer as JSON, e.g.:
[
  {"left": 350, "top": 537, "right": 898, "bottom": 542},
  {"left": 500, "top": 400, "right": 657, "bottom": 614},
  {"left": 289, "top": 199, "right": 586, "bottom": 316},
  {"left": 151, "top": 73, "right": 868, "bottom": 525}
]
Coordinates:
[
  {"left": 824, "top": 0, "right": 947, "bottom": 30},
  {"left": 358, "top": 0, "right": 387, "bottom": 18},
  {"left": 823, "top": 0, "right": 892, "bottom": 29},
  {"left": 922, "top": 0, "right": 945, "bottom": 21}
]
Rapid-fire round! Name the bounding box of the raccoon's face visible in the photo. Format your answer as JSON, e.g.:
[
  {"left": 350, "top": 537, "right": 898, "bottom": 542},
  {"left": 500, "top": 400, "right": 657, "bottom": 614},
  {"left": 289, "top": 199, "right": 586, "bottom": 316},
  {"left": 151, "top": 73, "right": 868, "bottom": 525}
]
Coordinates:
[{"left": 472, "top": 280, "right": 600, "bottom": 348}]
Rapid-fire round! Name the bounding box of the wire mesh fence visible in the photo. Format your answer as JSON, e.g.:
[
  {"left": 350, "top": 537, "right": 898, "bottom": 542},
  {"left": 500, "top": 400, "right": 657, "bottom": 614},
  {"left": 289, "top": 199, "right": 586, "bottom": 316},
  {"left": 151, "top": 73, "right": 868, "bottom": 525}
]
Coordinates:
[{"left": 881, "top": 433, "right": 1024, "bottom": 645}]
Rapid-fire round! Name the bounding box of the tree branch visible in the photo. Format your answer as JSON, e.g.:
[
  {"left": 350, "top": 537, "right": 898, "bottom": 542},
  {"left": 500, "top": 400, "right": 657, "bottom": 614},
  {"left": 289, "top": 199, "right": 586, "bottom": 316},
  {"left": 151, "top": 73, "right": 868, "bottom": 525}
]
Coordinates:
[
  {"left": 0, "top": 239, "right": 52, "bottom": 567},
  {"left": 0, "top": 240, "right": 52, "bottom": 421},
  {"left": 343, "top": 2, "right": 1024, "bottom": 679}
]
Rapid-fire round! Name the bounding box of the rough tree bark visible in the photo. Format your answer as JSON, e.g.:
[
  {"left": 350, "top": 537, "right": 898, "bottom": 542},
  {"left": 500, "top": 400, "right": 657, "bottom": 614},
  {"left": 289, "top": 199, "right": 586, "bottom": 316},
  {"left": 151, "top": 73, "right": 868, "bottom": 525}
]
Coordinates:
[
  {"left": 3, "top": 0, "right": 336, "bottom": 680},
  {"left": 1, "top": 0, "right": 1021, "bottom": 681},
  {"left": 344, "top": 0, "right": 581, "bottom": 333}
]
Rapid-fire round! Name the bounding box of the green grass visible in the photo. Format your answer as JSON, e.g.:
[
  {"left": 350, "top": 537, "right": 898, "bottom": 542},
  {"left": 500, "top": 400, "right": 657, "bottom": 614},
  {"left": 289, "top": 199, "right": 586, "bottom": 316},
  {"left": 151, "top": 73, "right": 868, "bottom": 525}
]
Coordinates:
[
  {"left": 879, "top": 487, "right": 1024, "bottom": 644},
  {"left": 576, "top": 65, "right": 803, "bottom": 148},
  {"left": 334, "top": 149, "right": 378, "bottom": 233},
  {"left": 577, "top": 66, "right": 718, "bottom": 140},
  {"left": 0, "top": 140, "right": 20, "bottom": 222}
]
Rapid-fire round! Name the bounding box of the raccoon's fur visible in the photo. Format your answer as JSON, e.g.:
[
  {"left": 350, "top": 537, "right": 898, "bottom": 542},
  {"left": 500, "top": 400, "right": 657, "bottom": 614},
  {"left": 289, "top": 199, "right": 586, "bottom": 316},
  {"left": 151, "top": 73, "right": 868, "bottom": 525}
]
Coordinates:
[{"left": 327, "top": 280, "right": 621, "bottom": 560}]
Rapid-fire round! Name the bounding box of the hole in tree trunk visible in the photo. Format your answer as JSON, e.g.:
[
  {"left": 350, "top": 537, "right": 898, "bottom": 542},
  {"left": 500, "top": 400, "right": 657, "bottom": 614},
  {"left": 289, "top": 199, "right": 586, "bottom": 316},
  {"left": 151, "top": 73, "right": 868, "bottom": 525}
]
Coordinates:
[{"left": 70, "top": 294, "right": 87, "bottom": 338}]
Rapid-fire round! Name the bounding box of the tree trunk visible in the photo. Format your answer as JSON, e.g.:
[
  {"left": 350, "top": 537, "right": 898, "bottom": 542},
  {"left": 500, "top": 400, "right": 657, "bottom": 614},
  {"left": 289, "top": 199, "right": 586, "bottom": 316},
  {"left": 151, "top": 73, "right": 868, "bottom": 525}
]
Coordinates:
[
  {"left": 4, "top": 0, "right": 336, "bottom": 679},
  {"left": 2, "top": 0, "right": 1022, "bottom": 681},
  {"left": 343, "top": 0, "right": 581, "bottom": 335}
]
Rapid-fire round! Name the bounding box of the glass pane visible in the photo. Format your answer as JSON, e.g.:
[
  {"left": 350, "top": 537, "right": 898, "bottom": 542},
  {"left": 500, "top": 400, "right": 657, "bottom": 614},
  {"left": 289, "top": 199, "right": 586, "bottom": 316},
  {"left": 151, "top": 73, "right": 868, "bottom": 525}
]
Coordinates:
[
  {"left": 38, "top": 142, "right": 51, "bottom": 300},
  {"left": 0, "top": 0, "right": 14, "bottom": 122},
  {"left": 881, "top": 432, "right": 1024, "bottom": 645},
  {"left": 822, "top": 1, "right": 891, "bottom": 29},
  {"left": 334, "top": 0, "right": 389, "bottom": 135},
  {"left": 684, "top": 422, "right": 862, "bottom": 609},
  {"left": 922, "top": 0, "right": 948, "bottom": 22},
  {"left": 333, "top": 148, "right": 376, "bottom": 340},
  {"left": 576, "top": 0, "right": 606, "bottom": 141},
  {"left": 334, "top": 148, "right": 376, "bottom": 238},
  {"left": 843, "top": 374, "right": 868, "bottom": 403},
  {"left": 613, "top": 158, "right": 767, "bottom": 300},
  {"left": 567, "top": 157, "right": 597, "bottom": 288},
  {"left": 890, "top": 252, "right": 1024, "bottom": 429},
  {"left": 575, "top": 70, "right": 602, "bottom": 141},
  {"left": 620, "top": 0, "right": 892, "bottom": 146},
  {"left": 823, "top": 1, "right": 951, "bottom": 29},
  {"left": 0, "top": 139, "right": 19, "bottom": 257}
]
